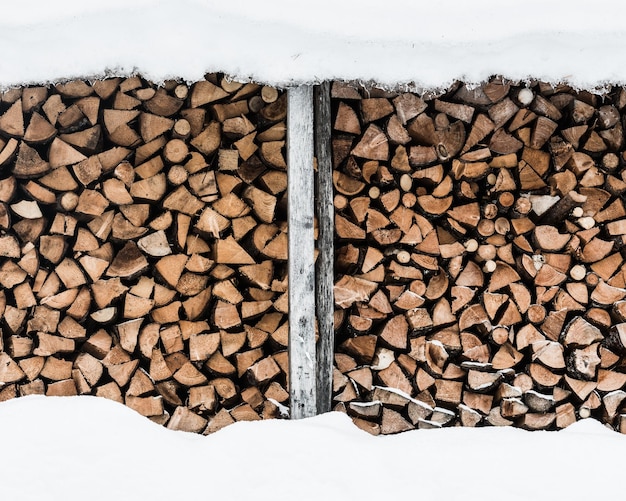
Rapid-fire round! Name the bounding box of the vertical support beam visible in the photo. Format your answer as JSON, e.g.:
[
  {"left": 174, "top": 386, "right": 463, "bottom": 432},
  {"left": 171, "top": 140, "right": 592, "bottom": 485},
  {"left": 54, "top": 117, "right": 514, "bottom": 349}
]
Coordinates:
[
  {"left": 287, "top": 85, "right": 317, "bottom": 419},
  {"left": 314, "top": 82, "right": 334, "bottom": 414}
]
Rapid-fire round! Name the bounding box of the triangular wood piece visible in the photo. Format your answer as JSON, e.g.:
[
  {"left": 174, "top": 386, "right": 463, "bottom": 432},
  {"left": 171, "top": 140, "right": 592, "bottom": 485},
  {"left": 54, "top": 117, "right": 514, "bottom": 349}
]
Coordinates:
[
  {"left": 103, "top": 109, "right": 141, "bottom": 147},
  {"left": 22, "top": 87, "right": 48, "bottom": 113},
  {"left": 174, "top": 362, "right": 208, "bottom": 386},
  {"left": 134, "top": 136, "right": 166, "bottom": 166},
  {"left": 415, "top": 230, "right": 440, "bottom": 255},
  {"left": 13, "top": 142, "right": 50, "bottom": 178},
  {"left": 522, "top": 147, "right": 550, "bottom": 176},
  {"left": 191, "top": 122, "right": 221, "bottom": 156},
  {"left": 483, "top": 292, "right": 508, "bottom": 320},
  {"left": 98, "top": 147, "right": 131, "bottom": 172},
  {"left": 562, "top": 125, "right": 588, "bottom": 149},
  {"left": 0, "top": 138, "right": 19, "bottom": 167},
  {"left": 139, "top": 113, "right": 174, "bottom": 142},
  {"left": 390, "top": 145, "right": 410, "bottom": 172},
  {"left": 55, "top": 81, "right": 93, "bottom": 98},
  {"left": 261, "top": 231, "right": 288, "bottom": 260},
  {"left": 60, "top": 125, "right": 102, "bottom": 154},
  {"left": 351, "top": 124, "right": 389, "bottom": 161},
  {"left": 508, "top": 109, "right": 537, "bottom": 132},
  {"left": 191, "top": 81, "right": 229, "bottom": 108},
  {"left": 334, "top": 102, "right": 361, "bottom": 134},
  {"left": 0, "top": 352, "right": 25, "bottom": 382},
  {"left": 155, "top": 254, "right": 188, "bottom": 287},
  {"left": 126, "top": 368, "right": 154, "bottom": 396},
  {"left": 113, "top": 92, "right": 141, "bottom": 111},
  {"left": 0, "top": 100, "right": 24, "bottom": 138},
  {"left": 491, "top": 343, "right": 523, "bottom": 369},
  {"left": 78, "top": 255, "right": 109, "bottom": 282},
  {"left": 108, "top": 359, "right": 139, "bottom": 387},
  {"left": 42, "top": 95, "right": 66, "bottom": 125},
  {"left": 498, "top": 300, "right": 523, "bottom": 326},
  {"left": 540, "top": 309, "right": 568, "bottom": 341},
  {"left": 488, "top": 262, "right": 521, "bottom": 292},
  {"left": 73, "top": 156, "right": 103, "bottom": 186},
  {"left": 40, "top": 166, "right": 79, "bottom": 191},
  {"left": 215, "top": 236, "right": 255, "bottom": 264},
  {"left": 462, "top": 114, "right": 494, "bottom": 152},
  {"left": 489, "top": 129, "right": 522, "bottom": 154},
  {"left": 239, "top": 261, "right": 273, "bottom": 290},
  {"left": 49, "top": 137, "right": 87, "bottom": 168},
  {"left": 76, "top": 97, "right": 101, "bottom": 125},
  {"left": 92, "top": 278, "right": 128, "bottom": 309},
  {"left": 564, "top": 375, "right": 597, "bottom": 401},
  {"left": 24, "top": 112, "right": 57, "bottom": 144},
  {"left": 182, "top": 287, "right": 213, "bottom": 320},
  {"left": 451, "top": 286, "right": 476, "bottom": 314},
  {"left": 92, "top": 78, "right": 121, "bottom": 99},
  {"left": 495, "top": 168, "right": 517, "bottom": 192},
  {"left": 234, "top": 132, "right": 258, "bottom": 161},
  {"left": 432, "top": 298, "right": 456, "bottom": 326},
  {"left": 106, "top": 242, "right": 149, "bottom": 278},
  {"left": 447, "top": 202, "right": 480, "bottom": 227},
  {"left": 144, "top": 88, "right": 183, "bottom": 117}
]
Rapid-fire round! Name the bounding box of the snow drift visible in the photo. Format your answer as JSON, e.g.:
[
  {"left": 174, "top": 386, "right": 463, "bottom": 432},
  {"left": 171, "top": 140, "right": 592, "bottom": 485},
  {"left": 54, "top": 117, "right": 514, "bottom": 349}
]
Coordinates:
[{"left": 0, "top": 395, "right": 623, "bottom": 501}]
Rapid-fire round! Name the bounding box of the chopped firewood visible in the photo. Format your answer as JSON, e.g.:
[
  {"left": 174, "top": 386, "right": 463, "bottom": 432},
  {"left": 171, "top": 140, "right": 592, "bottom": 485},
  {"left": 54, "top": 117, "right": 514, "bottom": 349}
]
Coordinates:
[
  {"left": 352, "top": 125, "right": 389, "bottom": 161},
  {"left": 9, "top": 75, "right": 626, "bottom": 434},
  {"left": 330, "top": 79, "right": 626, "bottom": 434},
  {"left": 0, "top": 77, "right": 294, "bottom": 430}
]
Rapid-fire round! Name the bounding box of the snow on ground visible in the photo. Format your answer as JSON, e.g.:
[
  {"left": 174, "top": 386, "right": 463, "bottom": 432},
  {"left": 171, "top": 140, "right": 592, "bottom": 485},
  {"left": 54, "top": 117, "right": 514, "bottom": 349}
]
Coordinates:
[
  {"left": 0, "top": 395, "right": 623, "bottom": 501},
  {"left": 2, "top": 0, "right": 626, "bottom": 89}
]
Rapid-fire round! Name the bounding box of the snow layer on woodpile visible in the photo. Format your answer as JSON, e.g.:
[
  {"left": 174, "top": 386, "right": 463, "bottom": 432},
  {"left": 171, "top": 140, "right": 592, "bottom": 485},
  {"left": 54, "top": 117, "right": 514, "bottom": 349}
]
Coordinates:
[{"left": 2, "top": 0, "right": 626, "bottom": 89}]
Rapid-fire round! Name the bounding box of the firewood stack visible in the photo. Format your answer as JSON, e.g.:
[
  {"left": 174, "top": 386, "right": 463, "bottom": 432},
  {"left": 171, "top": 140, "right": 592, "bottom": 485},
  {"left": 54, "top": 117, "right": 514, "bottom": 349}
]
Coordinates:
[
  {"left": 331, "top": 79, "right": 626, "bottom": 434},
  {"left": 0, "top": 75, "right": 290, "bottom": 433}
]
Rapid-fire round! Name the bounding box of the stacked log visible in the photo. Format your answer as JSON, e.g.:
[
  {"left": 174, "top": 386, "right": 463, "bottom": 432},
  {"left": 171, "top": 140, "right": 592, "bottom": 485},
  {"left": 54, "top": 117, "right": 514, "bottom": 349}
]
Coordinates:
[
  {"left": 331, "top": 79, "right": 626, "bottom": 434},
  {"left": 0, "top": 75, "right": 289, "bottom": 433}
]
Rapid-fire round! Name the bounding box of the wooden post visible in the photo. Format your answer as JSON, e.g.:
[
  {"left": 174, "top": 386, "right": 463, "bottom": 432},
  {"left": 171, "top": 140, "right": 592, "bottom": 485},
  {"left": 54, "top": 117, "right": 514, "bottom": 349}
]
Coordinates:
[
  {"left": 314, "top": 82, "right": 334, "bottom": 414},
  {"left": 287, "top": 85, "right": 317, "bottom": 419}
]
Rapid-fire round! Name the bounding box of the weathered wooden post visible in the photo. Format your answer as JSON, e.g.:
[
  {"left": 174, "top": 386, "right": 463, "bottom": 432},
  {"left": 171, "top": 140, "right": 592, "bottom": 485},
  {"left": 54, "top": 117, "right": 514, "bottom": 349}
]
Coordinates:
[
  {"left": 314, "top": 82, "right": 334, "bottom": 414},
  {"left": 287, "top": 85, "right": 317, "bottom": 418}
]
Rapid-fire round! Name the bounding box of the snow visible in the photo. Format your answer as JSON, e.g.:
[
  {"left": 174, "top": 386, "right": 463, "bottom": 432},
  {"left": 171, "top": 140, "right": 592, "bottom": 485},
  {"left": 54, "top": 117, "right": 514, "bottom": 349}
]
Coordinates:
[
  {"left": 349, "top": 400, "right": 383, "bottom": 408},
  {"left": 3, "top": 0, "right": 626, "bottom": 90},
  {"left": 373, "top": 385, "right": 434, "bottom": 409},
  {"left": 527, "top": 389, "right": 556, "bottom": 402},
  {"left": 0, "top": 395, "right": 624, "bottom": 501}
]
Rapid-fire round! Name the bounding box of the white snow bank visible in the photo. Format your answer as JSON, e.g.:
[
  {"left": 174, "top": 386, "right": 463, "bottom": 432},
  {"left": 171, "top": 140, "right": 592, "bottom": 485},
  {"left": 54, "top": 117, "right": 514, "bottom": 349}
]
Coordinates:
[
  {"left": 2, "top": 0, "right": 626, "bottom": 89},
  {"left": 0, "top": 395, "right": 623, "bottom": 501}
]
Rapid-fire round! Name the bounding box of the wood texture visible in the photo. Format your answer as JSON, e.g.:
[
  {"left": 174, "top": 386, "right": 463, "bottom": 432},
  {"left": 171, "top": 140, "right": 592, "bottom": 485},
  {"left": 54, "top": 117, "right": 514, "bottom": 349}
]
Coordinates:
[
  {"left": 287, "top": 85, "right": 317, "bottom": 419},
  {"left": 315, "top": 82, "right": 335, "bottom": 414},
  {"left": 331, "top": 78, "right": 626, "bottom": 435},
  {"left": 0, "top": 74, "right": 289, "bottom": 433}
]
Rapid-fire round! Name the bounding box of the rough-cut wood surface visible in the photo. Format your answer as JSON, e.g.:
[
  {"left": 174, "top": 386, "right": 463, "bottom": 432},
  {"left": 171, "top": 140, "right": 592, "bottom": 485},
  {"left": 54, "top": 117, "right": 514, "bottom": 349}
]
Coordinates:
[
  {"left": 287, "top": 86, "right": 316, "bottom": 418},
  {"left": 0, "top": 75, "right": 289, "bottom": 433},
  {"left": 315, "top": 82, "right": 335, "bottom": 414},
  {"left": 331, "top": 78, "right": 626, "bottom": 435}
]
